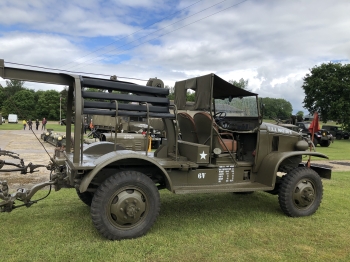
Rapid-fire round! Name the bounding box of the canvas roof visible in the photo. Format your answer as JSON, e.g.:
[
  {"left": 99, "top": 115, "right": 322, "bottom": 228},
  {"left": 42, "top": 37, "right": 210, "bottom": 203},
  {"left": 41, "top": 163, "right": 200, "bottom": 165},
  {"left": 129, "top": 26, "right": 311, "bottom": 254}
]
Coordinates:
[{"left": 174, "top": 73, "right": 257, "bottom": 110}]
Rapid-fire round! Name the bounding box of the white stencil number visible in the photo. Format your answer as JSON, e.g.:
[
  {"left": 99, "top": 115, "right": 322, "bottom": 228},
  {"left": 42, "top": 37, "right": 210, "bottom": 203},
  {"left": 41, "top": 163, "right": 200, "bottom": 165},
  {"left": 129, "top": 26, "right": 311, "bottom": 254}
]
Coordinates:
[{"left": 198, "top": 173, "right": 206, "bottom": 179}]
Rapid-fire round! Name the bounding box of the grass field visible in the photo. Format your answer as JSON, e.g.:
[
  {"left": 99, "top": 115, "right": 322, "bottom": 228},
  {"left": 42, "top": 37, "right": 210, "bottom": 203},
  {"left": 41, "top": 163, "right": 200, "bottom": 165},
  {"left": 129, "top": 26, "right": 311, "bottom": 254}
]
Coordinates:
[
  {"left": 313, "top": 139, "right": 350, "bottom": 161},
  {"left": 1, "top": 121, "right": 349, "bottom": 261},
  {"left": 0, "top": 122, "right": 68, "bottom": 132},
  {"left": 1, "top": 172, "right": 349, "bottom": 261}
]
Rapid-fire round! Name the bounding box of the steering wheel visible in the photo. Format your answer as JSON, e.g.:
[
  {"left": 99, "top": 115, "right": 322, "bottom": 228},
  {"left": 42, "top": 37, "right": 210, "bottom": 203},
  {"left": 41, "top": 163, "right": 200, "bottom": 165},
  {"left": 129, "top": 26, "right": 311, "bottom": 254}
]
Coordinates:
[{"left": 214, "top": 111, "right": 226, "bottom": 122}]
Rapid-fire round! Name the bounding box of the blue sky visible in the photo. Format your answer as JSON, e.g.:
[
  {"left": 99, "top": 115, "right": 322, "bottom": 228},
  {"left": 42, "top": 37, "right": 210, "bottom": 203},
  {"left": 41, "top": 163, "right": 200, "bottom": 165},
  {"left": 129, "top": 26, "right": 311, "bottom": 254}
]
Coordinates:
[{"left": 1, "top": 0, "right": 350, "bottom": 114}]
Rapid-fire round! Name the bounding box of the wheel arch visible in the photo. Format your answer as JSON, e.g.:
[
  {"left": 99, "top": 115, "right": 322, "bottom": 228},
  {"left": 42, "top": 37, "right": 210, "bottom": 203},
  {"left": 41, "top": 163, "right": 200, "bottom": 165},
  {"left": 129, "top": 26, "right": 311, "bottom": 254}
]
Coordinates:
[
  {"left": 79, "top": 155, "right": 172, "bottom": 193},
  {"left": 255, "top": 151, "right": 328, "bottom": 187}
]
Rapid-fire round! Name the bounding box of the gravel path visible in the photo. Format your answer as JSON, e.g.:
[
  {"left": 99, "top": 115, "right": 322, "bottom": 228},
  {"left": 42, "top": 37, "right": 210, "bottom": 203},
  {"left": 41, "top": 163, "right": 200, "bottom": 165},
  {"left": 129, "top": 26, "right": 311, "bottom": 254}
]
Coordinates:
[{"left": 0, "top": 129, "right": 56, "bottom": 189}]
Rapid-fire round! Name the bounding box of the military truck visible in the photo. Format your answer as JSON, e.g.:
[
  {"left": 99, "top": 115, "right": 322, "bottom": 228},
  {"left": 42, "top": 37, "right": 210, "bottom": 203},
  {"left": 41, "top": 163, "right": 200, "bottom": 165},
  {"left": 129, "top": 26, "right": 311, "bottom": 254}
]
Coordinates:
[
  {"left": 274, "top": 118, "right": 300, "bottom": 133},
  {"left": 90, "top": 115, "right": 164, "bottom": 149},
  {"left": 0, "top": 60, "right": 331, "bottom": 240},
  {"left": 295, "top": 122, "right": 334, "bottom": 147},
  {"left": 322, "top": 125, "right": 349, "bottom": 140}
]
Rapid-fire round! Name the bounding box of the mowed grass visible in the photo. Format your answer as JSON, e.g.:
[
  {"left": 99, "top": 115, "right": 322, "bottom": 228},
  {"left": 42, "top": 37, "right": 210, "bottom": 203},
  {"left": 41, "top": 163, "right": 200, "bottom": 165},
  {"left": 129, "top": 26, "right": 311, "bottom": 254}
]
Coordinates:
[
  {"left": 0, "top": 121, "right": 69, "bottom": 132},
  {"left": 1, "top": 171, "right": 350, "bottom": 262},
  {"left": 313, "top": 139, "right": 350, "bottom": 161}
]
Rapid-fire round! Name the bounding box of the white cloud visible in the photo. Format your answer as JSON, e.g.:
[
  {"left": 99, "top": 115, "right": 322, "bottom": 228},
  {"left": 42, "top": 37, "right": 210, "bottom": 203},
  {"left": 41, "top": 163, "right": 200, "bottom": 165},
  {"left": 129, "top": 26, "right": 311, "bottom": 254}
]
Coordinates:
[{"left": 1, "top": 0, "right": 350, "bottom": 114}]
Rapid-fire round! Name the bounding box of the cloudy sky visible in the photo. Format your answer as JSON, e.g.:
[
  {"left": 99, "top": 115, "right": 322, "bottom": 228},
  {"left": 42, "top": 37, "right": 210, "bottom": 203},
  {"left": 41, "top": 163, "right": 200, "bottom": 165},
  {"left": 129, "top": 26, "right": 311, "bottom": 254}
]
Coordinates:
[{"left": 1, "top": 0, "right": 349, "bottom": 114}]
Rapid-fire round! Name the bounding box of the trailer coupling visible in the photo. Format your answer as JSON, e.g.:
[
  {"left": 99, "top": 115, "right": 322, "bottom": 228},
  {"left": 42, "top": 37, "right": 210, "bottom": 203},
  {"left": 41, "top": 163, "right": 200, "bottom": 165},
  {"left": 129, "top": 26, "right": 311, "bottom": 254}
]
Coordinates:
[{"left": 0, "top": 180, "right": 56, "bottom": 212}]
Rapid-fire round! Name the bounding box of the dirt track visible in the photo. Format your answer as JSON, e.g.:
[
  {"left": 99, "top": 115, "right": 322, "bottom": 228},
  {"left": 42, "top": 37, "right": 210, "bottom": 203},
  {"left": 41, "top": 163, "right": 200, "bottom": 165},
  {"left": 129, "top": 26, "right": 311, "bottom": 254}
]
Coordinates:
[
  {"left": 1, "top": 130, "right": 350, "bottom": 191},
  {"left": 0, "top": 129, "right": 56, "bottom": 189}
]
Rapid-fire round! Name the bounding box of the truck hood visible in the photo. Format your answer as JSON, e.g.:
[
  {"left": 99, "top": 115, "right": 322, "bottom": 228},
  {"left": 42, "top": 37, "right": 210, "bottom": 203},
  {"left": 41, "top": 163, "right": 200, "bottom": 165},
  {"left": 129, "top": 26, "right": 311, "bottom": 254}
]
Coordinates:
[{"left": 260, "top": 122, "right": 300, "bottom": 136}]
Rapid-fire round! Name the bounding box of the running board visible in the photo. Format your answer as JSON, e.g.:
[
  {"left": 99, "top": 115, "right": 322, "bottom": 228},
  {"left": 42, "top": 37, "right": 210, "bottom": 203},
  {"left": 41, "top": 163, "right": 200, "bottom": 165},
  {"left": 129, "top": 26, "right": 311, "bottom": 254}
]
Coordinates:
[{"left": 173, "top": 182, "right": 272, "bottom": 194}]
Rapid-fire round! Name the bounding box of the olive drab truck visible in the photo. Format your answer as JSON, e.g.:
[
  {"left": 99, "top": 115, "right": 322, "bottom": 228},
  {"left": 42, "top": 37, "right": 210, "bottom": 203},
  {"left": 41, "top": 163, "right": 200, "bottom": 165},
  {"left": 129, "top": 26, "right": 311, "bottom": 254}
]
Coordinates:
[{"left": 0, "top": 59, "right": 331, "bottom": 240}]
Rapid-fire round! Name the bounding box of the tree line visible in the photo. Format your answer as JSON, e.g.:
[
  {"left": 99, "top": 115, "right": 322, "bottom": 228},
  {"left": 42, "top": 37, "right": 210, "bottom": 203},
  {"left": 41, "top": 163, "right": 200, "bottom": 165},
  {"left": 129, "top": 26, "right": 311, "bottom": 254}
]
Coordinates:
[{"left": 0, "top": 80, "right": 68, "bottom": 121}]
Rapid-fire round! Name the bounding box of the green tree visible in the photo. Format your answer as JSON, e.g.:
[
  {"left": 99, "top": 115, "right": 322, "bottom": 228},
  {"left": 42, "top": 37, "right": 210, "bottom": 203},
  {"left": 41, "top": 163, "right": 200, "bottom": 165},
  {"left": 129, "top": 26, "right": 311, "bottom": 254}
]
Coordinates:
[
  {"left": 262, "top": 97, "right": 293, "bottom": 120},
  {"left": 60, "top": 87, "right": 68, "bottom": 120},
  {"left": 229, "top": 78, "right": 249, "bottom": 89},
  {"left": 36, "top": 90, "right": 61, "bottom": 120},
  {"left": 296, "top": 111, "right": 304, "bottom": 122},
  {"left": 3, "top": 80, "right": 26, "bottom": 99},
  {"left": 2, "top": 90, "right": 36, "bottom": 119},
  {"left": 166, "top": 85, "right": 174, "bottom": 100},
  {"left": 302, "top": 62, "right": 350, "bottom": 130},
  {"left": 1, "top": 80, "right": 27, "bottom": 116},
  {"left": 0, "top": 85, "right": 5, "bottom": 112}
]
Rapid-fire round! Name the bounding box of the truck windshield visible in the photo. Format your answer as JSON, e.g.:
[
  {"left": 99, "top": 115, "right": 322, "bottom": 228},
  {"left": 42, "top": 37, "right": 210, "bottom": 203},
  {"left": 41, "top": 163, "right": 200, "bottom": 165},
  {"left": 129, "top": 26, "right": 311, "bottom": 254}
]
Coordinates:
[{"left": 214, "top": 97, "right": 258, "bottom": 117}]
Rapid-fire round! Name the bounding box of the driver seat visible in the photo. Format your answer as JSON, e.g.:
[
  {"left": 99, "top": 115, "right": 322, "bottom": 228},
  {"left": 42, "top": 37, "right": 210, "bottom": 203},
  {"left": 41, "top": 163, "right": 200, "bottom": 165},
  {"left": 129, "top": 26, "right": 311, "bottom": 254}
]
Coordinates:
[{"left": 193, "top": 112, "right": 236, "bottom": 152}]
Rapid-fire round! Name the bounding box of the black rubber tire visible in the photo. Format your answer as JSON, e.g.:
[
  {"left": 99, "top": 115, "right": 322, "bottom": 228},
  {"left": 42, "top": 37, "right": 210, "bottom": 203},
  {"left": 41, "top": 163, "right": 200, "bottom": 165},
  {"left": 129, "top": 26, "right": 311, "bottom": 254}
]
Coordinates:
[
  {"left": 76, "top": 189, "right": 94, "bottom": 206},
  {"left": 312, "top": 138, "right": 318, "bottom": 147},
  {"left": 278, "top": 167, "right": 323, "bottom": 217},
  {"left": 91, "top": 171, "right": 160, "bottom": 240},
  {"left": 320, "top": 140, "right": 331, "bottom": 147},
  {"left": 336, "top": 134, "right": 342, "bottom": 140}
]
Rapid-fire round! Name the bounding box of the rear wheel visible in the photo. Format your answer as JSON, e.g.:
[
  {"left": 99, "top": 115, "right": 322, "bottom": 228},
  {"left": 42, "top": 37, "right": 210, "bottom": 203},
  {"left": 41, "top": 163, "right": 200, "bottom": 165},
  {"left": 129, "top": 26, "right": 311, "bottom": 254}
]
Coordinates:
[
  {"left": 312, "top": 138, "right": 318, "bottom": 146},
  {"left": 278, "top": 167, "right": 323, "bottom": 217},
  {"left": 91, "top": 171, "right": 160, "bottom": 240}
]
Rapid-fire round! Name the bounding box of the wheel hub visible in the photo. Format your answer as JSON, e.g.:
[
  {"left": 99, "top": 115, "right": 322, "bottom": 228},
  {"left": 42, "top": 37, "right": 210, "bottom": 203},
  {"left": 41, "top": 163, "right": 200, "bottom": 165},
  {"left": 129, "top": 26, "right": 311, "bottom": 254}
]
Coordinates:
[
  {"left": 109, "top": 189, "right": 146, "bottom": 226},
  {"left": 293, "top": 180, "right": 316, "bottom": 209}
]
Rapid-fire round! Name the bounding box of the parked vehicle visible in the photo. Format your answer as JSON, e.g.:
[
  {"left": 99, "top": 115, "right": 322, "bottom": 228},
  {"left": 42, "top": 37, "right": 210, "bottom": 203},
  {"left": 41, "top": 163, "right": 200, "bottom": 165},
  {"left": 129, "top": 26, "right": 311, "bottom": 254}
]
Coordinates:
[
  {"left": 322, "top": 125, "right": 349, "bottom": 140},
  {"left": 0, "top": 59, "right": 331, "bottom": 241},
  {"left": 296, "top": 122, "right": 334, "bottom": 147},
  {"left": 7, "top": 114, "right": 18, "bottom": 124},
  {"left": 1, "top": 117, "right": 5, "bottom": 123}
]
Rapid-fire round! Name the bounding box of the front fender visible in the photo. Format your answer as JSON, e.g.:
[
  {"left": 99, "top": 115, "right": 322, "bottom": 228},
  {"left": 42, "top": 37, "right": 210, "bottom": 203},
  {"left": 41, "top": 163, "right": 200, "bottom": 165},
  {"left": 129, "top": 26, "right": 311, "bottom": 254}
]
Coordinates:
[
  {"left": 255, "top": 151, "right": 328, "bottom": 186},
  {"left": 79, "top": 151, "right": 172, "bottom": 192}
]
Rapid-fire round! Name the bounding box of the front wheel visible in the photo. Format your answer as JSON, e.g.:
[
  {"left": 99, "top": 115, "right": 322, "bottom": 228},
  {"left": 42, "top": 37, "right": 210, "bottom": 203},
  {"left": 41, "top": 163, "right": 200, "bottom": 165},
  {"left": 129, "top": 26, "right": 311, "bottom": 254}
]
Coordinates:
[
  {"left": 91, "top": 171, "right": 160, "bottom": 240},
  {"left": 278, "top": 167, "right": 323, "bottom": 217},
  {"left": 320, "top": 140, "right": 331, "bottom": 147}
]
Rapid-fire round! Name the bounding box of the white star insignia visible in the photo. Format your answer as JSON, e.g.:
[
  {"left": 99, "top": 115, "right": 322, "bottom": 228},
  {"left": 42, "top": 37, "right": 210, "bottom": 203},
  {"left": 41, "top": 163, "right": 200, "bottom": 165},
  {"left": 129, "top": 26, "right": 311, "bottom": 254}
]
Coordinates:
[{"left": 200, "top": 151, "right": 207, "bottom": 160}]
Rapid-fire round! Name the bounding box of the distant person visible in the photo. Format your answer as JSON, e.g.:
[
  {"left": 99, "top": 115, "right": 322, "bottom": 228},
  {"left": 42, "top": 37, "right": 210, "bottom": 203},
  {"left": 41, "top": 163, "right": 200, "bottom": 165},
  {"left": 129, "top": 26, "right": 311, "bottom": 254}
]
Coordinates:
[
  {"left": 89, "top": 119, "right": 94, "bottom": 130},
  {"left": 28, "top": 119, "right": 33, "bottom": 130},
  {"left": 84, "top": 118, "right": 88, "bottom": 134},
  {"left": 42, "top": 117, "right": 47, "bottom": 130},
  {"left": 23, "top": 119, "right": 27, "bottom": 130},
  {"left": 35, "top": 119, "right": 40, "bottom": 130}
]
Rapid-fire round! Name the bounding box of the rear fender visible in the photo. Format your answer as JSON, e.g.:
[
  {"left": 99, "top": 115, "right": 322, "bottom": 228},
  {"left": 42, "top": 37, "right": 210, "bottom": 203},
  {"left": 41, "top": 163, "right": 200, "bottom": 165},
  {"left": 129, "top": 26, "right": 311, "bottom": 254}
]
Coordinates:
[
  {"left": 79, "top": 153, "right": 172, "bottom": 192},
  {"left": 255, "top": 151, "right": 328, "bottom": 187}
]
